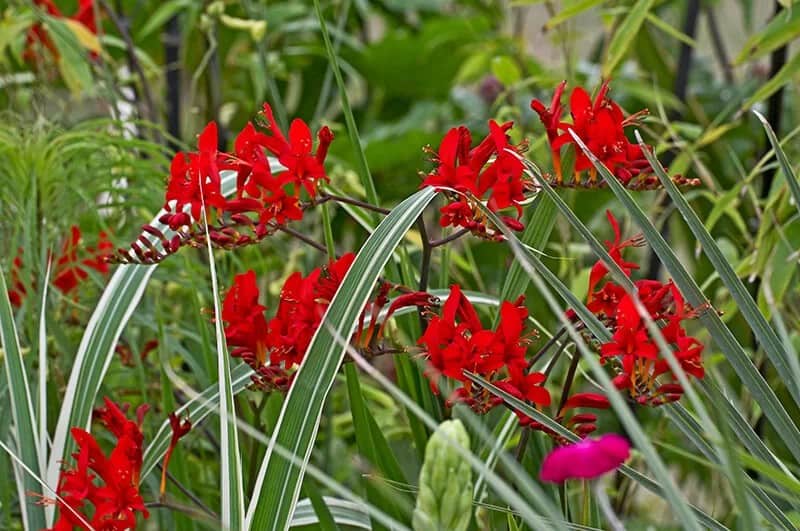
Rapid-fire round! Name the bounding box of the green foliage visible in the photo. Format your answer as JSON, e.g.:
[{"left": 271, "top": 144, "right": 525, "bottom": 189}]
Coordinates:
[{"left": 2, "top": 0, "right": 800, "bottom": 530}]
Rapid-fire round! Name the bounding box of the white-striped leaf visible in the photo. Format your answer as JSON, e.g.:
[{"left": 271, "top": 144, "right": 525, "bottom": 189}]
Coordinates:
[
  {"left": 0, "top": 269, "right": 46, "bottom": 530},
  {"left": 245, "top": 187, "right": 437, "bottom": 530}
]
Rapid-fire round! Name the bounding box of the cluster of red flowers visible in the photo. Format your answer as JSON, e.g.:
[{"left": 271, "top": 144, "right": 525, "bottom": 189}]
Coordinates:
[
  {"left": 222, "top": 254, "right": 434, "bottom": 391},
  {"left": 421, "top": 120, "right": 529, "bottom": 238},
  {"left": 418, "top": 285, "right": 551, "bottom": 415},
  {"left": 8, "top": 226, "right": 112, "bottom": 307},
  {"left": 587, "top": 212, "right": 705, "bottom": 406},
  {"left": 25, "top": 0, "right": 97, "bottom": 64},
  {"left": 531, "top": 81, "right": 696, "bottom": 189},
  {"left": 222, "top": 254, "right": 355, "bottom": 391},
  {"left": 47, "top": 398, "right": 149, "bottom": 531},
  {"left": 111, "top": 104, "right": 333, "bottom": 264}
]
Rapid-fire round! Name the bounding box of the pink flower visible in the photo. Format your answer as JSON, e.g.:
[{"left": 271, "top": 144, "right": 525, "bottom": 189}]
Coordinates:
[{"left": 539, "top": 434, "right": 630, "bottom": 483}]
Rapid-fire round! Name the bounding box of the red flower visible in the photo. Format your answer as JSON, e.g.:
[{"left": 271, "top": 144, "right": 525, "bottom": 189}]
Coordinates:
[
  {"left": 24, "top": 1, "right": 98, "bottom": 64},
  {"left": 222, "top": 270, "right": 269, "bottom": 365},
  {"left": 47, "top": 398, "right": 149, "bottom": 531},
  {"left": 531, "top": 81, "right": 653, "bottom": 185},
  {"left": 53, "top": 226, "right": 113, "bottom": 294},
  {"left": 165, "top": 122, "right": 233, "bottom": 220},
  {"left": 418, "top": 285, "right": 546, "bottom": 416},
  {"left": 422, "top": 121, "right": 528, "bottom": 236},
  {"left": 160, "top": 413, "right": 192, "bottom": 496},
  {"left": 259, "top": 103, "right": 334, "bottom": 198},
  {"left": 8, "top": 227, "right": 112, "bottom": 306},
  {"left": 268, "top": 253, "right": 355, "bottom": 368}
]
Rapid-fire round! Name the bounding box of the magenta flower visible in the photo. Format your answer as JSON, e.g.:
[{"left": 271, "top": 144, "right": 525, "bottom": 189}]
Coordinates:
[{"left": 539, "top": 434, "right": 630, "bottom": 483}]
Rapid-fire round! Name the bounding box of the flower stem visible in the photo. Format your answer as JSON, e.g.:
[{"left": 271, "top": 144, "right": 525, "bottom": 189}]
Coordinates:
[{"left": 593, "top": 480, "right": 625, "bottom": 531}]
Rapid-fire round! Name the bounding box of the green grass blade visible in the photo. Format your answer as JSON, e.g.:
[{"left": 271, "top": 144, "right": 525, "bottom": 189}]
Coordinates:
[
  {"left": 464, "top": 373, "right": 727, "bottom": 531},
  {"left": 201, "top": 201, "right": 246, "bottom": 529},
  {"left": 343, "top": 344, "right": 568, "bottom": 530},
  {"left": 602, "top": 0, "right": 655, "bottom": 77},
  {"left": 753, "top": 110, "right": 800, "bottom": 218},
  {"left": 635, "top": 130, "right": 800, "bottom": 406},
  {"left": 470, "top": 199, "right": 705, "bottom": 531},
  {"left": 568, "top": 130, "right": 800, "bottom": 465},
  {"left": 0, "top": 269, "right": 46, "bottom": 530},
  {"left": 141, "top": 363, "right": 253, "bottom": 479},
  {"left": 474, "top": 195, "right": 557, "bottom": 500},
  {"left": 344, "top": 364, "right": 412, "bottom": 528},
  {"left": 46, "top": 170, "right": 243, "bottom": 501},
  {"left": 38, "top": 258, "right": 52, "bottom": 477},
  {"left": 291, "top": 497, "right": 369, "bottom": 529},
  {"left": 245, "top": 187, "right": 437, "bottom": 531},
  {"left": 313, "top": 0, "right": 379, "bottom": 209}
]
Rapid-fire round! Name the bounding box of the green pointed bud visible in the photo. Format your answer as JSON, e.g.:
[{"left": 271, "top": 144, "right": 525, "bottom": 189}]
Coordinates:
[{"left": 413, "top": 420, "right": 473, "bottom": 531}]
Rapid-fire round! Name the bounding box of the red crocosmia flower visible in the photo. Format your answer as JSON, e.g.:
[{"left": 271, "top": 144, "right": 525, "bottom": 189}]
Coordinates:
[
  {"left": 222, "top": 270, "right": 269, "bottom": 365},
  {"left": 25, "top": 0, "right": 98, "bottom": 64},
  {"left": 268, "top": 253, "right": 355, "bottom": 369},
  {"left": 47, "top": 397, "right": 149, "bottom": 531},
  {"left": 8, "top": 250, "right": 26, "bottom": 307},
  {"left": 531, "top": 81, "right": 656, "bottom": 186},
  {"left": 422, "top": 120, "right": 528, "bottom": 237},
  {"left": 582, "top": 213, "right": 705, "bottom": 406},
  {"left": 160, "top": 412, "right": 192, "bottom": 496},
  {"left": 418, "top": 285, "right": 545, "bottom": 417},
  {"left": 165, "top": 122, "right": 233, "bottom": 220},
  {"left": 586, "top": 211, "right": 643, "bottom": 299},
  {"left": 539, "top": 433, "right": 630, "bottom": 483},
  {"left": 51, "top": 226, "right": 113, "bottom": 295},
  {"left": 259, "top": 103, "right": 334, "bottom": 198}
]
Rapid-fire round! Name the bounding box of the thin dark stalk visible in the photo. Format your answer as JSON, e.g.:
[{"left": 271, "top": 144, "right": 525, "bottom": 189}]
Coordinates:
[
  {"left": 241, "top": 0, "right": 287, "bottom": 129},
  {"left": 542, "top": 341, "right": 570, "bottom": 379},
  {"left": 555, "top": 352, "right": 581, "bottom": 415},
  {"left": 276, "top": 225, "right": 329, "bottom": 254},
  {"left": 514, "top": 428, "right": 530, "bottom": 463},
  {"left": 207, "top": 28, "right": 226, "bottom": 150},
  {"left": 429, "top": 228, "right": 470, "bottom": 248},
  {"left": 704, "top": 5, "right": 734, "bottom": 85},
  {"left": 156, "top": 465, "right": 218, "bottom": 518},
  {"left": 312, "top": 0, "right": 351, "bottom": 124},
  {"left": 753, "top": 2, "right": 788, "bottom": 441},
  {"left": 417, "top": 218, "right": 433, "bottom": 331},
  {"left": 527, "top": 326, "right": 568, "bottom": 372},
  {"left": 760, "top": 1, "right": 788, "bottom": 199},
  {"left": 321, "top": 193, "right": 391, "bottom": 215},
  {"left": 98, "top": 0, "right": 158, "bottom": 130},
  {"left": 164, "top": 15, "right": 182, "bottom": 150},
  {"left": 646, "top": 0, "right": 700, "bottom": 279},
  {"left": 146, "top": 499, "right": 217, "bottom": 522}
]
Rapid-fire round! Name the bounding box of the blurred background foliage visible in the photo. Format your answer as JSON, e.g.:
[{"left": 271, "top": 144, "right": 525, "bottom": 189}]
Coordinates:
[{"left": 1, "top": 0, "right": 799, "bottom": 528}]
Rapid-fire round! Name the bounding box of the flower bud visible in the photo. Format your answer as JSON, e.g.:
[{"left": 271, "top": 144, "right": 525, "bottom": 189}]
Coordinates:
[{"left": 413, "top": 420, "right": 472, "bottom": 531}]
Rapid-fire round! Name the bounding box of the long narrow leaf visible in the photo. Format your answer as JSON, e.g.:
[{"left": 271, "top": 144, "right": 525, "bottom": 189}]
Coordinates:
[
  {"left": 636, "top": 131, "right": 800, "bottom": 406},
  {"left": 569, "top": 129, "right": 800, "bottom": 465},
  {"left": 0, "top": 270, "right": 46, "bottom": 530},
  {"left": 245, "top": 187, "right": 437, "bottom": 530}
]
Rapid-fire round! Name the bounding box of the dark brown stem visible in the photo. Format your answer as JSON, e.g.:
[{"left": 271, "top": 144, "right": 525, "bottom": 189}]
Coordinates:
[
  {"left": 704, "top": 5, "right": 734, "bottom": 85},
  {"left": 275, "top": 225, "right": 329, "bottom": 254},
  {"left": 527, "top": 326, "right": 568, "bottom": 372},
  {"left": 98, "top": 0, "right": 158, "bottom": 131},
  {"left": 145, "top": 499, "right": 218, "bottom": 522},
  {"left": 321, "top": 192, "right": 390, "bottom": 215},
  {"left": 555, "top": 352, "right": 582, "bottom": 415},
  {"left": 156, "top": 465, "right": 218, "bottom": 518},
  {"left": 514, "top": 428, "right": 531, "bottom": 463},
  {"left": 417, "top": 217, "right": 432, "bottom": 331},
  {"left": 542, "top": 340, "right": 570, "bottom": 379},
  {"left": 429, "top": 228, "right": 470, "bottom": 248}
]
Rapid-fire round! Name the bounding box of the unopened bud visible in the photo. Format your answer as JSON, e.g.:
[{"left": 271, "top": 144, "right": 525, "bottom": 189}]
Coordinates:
[{"left": 413, "top": 420, "right": 472, "bottom": 531}]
